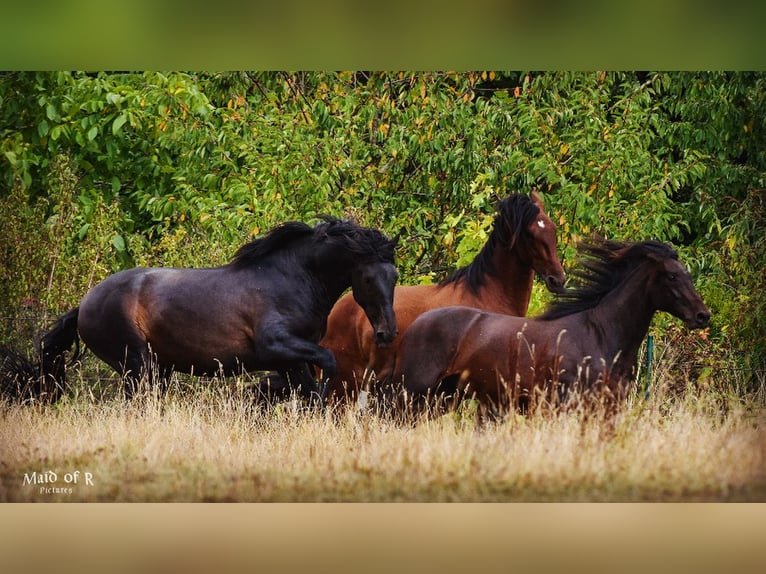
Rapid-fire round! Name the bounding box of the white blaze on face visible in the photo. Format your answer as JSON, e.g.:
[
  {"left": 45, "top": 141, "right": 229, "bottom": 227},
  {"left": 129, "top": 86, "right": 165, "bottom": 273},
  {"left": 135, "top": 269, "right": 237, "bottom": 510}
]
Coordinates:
[{"left": 537, "top": 219, "right": 546, "bottom": 229}]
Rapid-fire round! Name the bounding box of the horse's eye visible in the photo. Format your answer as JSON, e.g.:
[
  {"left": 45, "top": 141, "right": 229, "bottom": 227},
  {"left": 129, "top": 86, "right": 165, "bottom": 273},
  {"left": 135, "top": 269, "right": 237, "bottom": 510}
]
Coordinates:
[{"left": 668, "top": 273, "right": 677, "bottom": 281}]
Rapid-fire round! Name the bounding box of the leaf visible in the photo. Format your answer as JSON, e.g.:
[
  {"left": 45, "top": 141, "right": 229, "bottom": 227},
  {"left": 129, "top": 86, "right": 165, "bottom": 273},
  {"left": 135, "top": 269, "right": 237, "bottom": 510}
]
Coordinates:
[
  {"left": 87, "top": 125, "right": 99, "bottom": 141},
  {"left": 112, "top": 114, "right": 127, "bottom": 135},
  {"left": 38, "top": 120, "right": 49, "bottom": 137},
  {"left": 45, "top": 103, "right": 60, "bottom": 122},
  {"left": 112, "top": 234, "right": 127, "bottom": 253}
]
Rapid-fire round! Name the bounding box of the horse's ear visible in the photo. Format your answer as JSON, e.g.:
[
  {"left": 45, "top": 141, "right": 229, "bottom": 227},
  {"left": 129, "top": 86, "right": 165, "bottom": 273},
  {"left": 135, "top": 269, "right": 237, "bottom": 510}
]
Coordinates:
[
  {"left": 530, "top": 188, "right": 544, "bottom": 209},
  {"left": 390, "top": 229, "right": 403, "bottom": 247}
]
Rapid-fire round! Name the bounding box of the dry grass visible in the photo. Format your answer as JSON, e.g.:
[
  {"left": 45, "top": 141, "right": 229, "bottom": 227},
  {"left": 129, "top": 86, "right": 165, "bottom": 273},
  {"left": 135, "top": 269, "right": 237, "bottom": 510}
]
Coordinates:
[{"left": 1, "top": 374, "right": 764, "bottom": 502}]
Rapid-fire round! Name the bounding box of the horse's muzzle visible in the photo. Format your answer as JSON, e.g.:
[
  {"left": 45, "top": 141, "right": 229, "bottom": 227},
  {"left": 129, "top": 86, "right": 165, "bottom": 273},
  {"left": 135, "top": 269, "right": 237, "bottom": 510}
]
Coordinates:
[
  {"left": 374, "top": 329, "right": 398, "bottom": 348},
  {"left": 688, "top": 309, "right": 711, "bottom": 329},
  {"left": 545, "top": 273, "right": 567, "bottom": 294}
]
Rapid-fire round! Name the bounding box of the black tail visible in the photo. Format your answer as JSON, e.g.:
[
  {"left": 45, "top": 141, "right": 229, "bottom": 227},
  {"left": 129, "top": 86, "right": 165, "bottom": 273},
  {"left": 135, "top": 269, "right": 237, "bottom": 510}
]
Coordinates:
[{"left": 0, "top": 307, "right": 81, "bottom": 403}]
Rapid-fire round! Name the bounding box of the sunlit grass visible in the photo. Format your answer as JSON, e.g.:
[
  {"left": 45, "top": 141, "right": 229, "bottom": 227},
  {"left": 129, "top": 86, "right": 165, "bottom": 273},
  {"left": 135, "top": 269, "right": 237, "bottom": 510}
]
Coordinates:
[{"left": 1, "top": 366, "right": 764, "bottom": 502}]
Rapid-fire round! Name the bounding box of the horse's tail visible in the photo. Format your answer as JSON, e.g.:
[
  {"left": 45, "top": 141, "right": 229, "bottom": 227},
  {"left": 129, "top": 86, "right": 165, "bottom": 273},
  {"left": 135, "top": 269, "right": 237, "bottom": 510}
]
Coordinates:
[
  {"left": 38, "top": 307, "right": 82, "bottom": 400},
  {"left": 0, "top": 307, "right": 81, "bottom": 403}
]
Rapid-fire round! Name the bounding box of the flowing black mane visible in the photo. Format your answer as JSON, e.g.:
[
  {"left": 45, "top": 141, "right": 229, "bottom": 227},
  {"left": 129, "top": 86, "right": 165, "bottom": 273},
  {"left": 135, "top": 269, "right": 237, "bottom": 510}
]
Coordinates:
[
  {"left": 230, "top": 217, "right": 395, "bottom": 268},
  {"left": 540, "top": 239, "right": 678, "bottom": 320},
  {"left": 231, "top": 221, "right": 313, "bottom": 265},
  {"left": 439, "top": 194, "right": 541, "bottom": 294}
]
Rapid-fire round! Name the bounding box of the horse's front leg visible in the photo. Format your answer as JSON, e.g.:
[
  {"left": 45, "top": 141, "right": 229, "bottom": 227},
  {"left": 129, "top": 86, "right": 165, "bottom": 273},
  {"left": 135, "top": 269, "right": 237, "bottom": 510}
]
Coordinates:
[
  {"left": 280, "top": 363, "right": 327, "bottom": 407},
  {"left": 258, "top": 333, "right": 337, "bottom": 407}
]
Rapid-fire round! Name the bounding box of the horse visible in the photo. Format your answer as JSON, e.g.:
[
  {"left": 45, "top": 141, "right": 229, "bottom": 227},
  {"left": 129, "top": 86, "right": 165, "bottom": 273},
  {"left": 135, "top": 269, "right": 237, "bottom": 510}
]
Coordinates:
[
  {"left": 8, "top": 217, "right": 399, "bottom": 402},
  {"left": 389, "top": 239, "right": 710, "bottom": 420},
  {"left": 319, "top": 191, "right": 567, "bottom": 403}
]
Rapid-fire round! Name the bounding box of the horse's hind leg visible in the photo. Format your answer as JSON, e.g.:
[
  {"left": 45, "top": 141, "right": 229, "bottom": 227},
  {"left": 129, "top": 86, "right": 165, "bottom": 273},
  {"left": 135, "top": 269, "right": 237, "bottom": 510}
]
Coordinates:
[
  {"left": 78, "top": 301, "right": 156, "bottom": 399},
  {"left": 117, "top": 345, "right": 149, "bottom": 399}
]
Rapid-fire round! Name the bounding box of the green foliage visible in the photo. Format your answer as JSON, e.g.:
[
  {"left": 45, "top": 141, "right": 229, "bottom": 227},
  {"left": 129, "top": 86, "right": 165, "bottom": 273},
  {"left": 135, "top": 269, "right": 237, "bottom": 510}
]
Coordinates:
[{"left": 1, "top": 71, "right": 764, "bottom": 385}]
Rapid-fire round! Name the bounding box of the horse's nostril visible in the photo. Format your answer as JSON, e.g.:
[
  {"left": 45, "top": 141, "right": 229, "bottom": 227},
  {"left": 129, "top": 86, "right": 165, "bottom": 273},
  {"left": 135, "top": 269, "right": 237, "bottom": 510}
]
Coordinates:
[
  {"left": 696, "top": 311, "right": 711, "bottom": 326},
  {"left": 376, "top": 328, "right": 397, "bottom": 341},
  {"left": 547, "top": 274, "right": 566, "bottom": 293}
]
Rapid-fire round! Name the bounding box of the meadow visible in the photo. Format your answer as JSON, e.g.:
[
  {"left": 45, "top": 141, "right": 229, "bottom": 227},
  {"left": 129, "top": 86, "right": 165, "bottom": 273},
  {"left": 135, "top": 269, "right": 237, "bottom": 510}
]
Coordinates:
[
  {"left": 1, "top": 72, "right": 764, "bottom": 505},
  {"left": 2, "top": 364, "right": 764, "bottom": 502}
]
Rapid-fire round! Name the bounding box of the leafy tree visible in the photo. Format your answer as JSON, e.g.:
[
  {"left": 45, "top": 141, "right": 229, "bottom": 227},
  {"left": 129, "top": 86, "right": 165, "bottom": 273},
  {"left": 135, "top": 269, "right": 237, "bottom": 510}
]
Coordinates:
[{"left": 1, "top": 71, "right": 764, "bottom": 386}]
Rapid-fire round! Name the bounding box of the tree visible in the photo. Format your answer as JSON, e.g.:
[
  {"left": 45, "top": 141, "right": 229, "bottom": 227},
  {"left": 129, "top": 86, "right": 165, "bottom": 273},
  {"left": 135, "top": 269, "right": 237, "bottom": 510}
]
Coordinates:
[{"left": 1, "top": 71, "right": 764, "bottom": 381}]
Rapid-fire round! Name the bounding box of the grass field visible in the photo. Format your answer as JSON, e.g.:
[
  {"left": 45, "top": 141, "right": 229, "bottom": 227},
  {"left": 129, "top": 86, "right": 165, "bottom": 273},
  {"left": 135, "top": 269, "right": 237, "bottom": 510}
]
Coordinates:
[{"left": 1, "top": 367, "right": 764, "bottom": 502}]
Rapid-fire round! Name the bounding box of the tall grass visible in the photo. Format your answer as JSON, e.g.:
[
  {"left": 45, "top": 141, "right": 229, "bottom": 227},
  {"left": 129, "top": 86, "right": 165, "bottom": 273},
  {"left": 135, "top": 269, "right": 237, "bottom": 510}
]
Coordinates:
[{"left": 1, "top": 367, "right": 764, "bottom": 502}]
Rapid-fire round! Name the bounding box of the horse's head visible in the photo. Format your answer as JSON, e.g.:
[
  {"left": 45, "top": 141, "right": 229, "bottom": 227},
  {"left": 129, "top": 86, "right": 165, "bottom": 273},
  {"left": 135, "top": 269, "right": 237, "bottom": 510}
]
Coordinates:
[
  {"left": 649, "top": 254, "right": 710, "bottom": 329},
  {"left": 351, "top": 258, "right": 399, "bottom": 347},
  {"left": 312, "top": 218, "right": 400, "bottom": 347},
  {"left": 523, "top": 191, "right": 567, "bottom": 293}
]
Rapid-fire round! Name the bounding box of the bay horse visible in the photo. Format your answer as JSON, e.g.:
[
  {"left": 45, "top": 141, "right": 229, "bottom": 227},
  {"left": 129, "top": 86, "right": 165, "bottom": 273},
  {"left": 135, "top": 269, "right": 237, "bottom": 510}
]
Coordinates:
[
  {"left": 319, "top": 192, "right": 566, "bottom": 402},
  {"left": 13, "top": 218, "right": 399, "bottom": 402},
  {"left": 390, "top": 239, "right": 710, "bottom": 420}
]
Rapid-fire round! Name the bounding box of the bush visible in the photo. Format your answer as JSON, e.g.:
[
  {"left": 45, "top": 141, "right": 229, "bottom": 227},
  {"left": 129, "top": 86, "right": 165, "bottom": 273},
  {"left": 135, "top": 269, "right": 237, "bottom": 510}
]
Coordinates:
[{"left": 1, "top": 71, "right": 764, "bottom": 389}]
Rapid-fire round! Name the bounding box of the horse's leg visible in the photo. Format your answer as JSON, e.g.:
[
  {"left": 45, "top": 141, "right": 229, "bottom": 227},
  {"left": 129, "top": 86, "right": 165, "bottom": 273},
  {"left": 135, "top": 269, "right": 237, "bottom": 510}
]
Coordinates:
[
  {"left": 257, "top": 334, "right": 337, "bottom": 404},
  {"left": 254, "top": 372, "right": 292, "bottom": 405},
  {"left": 120, "top": 344, "right": 150, "bottom": 399},
  {"left": 297, "top": 362, "right": 326, "bottom": 403},
  {"left": 278, "top": 363, "right": 326, "bottom": 407},
  {"left": 79, "top": 298, "right": 156, "bottom": 400},
  {"left": 251, "top": 367, "right": 322, "bottom": 407}
]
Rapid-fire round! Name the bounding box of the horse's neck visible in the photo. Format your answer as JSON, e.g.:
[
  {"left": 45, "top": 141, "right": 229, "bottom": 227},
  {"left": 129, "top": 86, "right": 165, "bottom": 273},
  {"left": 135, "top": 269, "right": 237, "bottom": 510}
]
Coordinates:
[
  {"left": 482, "top": 248, "right": 535, "bottom": 315},
  {"left": 586, "top": 275, "right": 655, "bottom": 370},
  {"left": 250, "top": 246, "right": 351, "bottom": 315},
  {"left": 317, "top": 272, "right": 352, "bottom": 310},
  {"left": 309, "top": 252, "right": 355, "bottom": 307}
]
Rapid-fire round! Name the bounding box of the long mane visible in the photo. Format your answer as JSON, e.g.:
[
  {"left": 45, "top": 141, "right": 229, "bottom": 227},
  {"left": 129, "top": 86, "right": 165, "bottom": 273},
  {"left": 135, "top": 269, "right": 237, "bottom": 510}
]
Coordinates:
[
  {"left": 230, "top": 217, "right": 395, "bottom": 268},
  {"left": 230, "top": 221, "right": 314, "bottom": 266},
  {"left": 539, "top": 239, "right": 678, "bottom": 320},
  {"left": 439, "top": 194, "right": 541, "bottom": 294},
  {"left": 318, "top": 217, "right": 396, "bottom": 262}
]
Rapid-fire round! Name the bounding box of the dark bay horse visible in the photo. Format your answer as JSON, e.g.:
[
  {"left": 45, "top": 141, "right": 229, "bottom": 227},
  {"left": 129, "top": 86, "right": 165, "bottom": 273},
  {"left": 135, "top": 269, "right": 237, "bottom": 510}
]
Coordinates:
[
  {"left": 390, "top": 240, "right": 710, "bottom": 420},
  {"left": 18, "top": 218, "right": 399, "bottom": 401},
  {"left": 320, "top": 192, "right": 567, "bottom": 402}
]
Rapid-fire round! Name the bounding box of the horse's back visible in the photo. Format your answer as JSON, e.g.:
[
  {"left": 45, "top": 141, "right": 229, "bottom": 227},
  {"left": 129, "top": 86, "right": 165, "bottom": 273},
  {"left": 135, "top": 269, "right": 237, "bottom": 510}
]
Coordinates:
[
  {"left": 80, "top": 266, "right": 243, "bottom": 311},
  {"left": 81, "top": 266, "right": 263, "bottom": 371},
  {"left": 395, "top": 305, "right": 540, "bottom": 400},
  {"left": 79, "top": 267, "right": 152, "bottom": 322},
  {"left": 394, "top": 305, "right": 495, "bottom": 392},
  {"left": 78, "top": 267, "right": 228, "bottom": 350},
  {"left": 79, "top": 267, "right": 184, "bottom": 325}
]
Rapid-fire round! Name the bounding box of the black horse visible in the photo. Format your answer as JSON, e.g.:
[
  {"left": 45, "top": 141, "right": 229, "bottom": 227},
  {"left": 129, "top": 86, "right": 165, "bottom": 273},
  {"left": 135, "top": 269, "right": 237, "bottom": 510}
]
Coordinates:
[{"left": 5, "top": 218, "right": 399, "bottom": 402}]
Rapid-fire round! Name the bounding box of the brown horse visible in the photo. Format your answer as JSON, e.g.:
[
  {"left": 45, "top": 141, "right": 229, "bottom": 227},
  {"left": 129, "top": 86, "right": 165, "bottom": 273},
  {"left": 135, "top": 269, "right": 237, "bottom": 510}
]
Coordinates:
[
  {"left": 390, "top": 239, "right": 710, "bottom": 419},
  {"left": 320, "top": 192, "right": 566, "bottom": 402}
]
